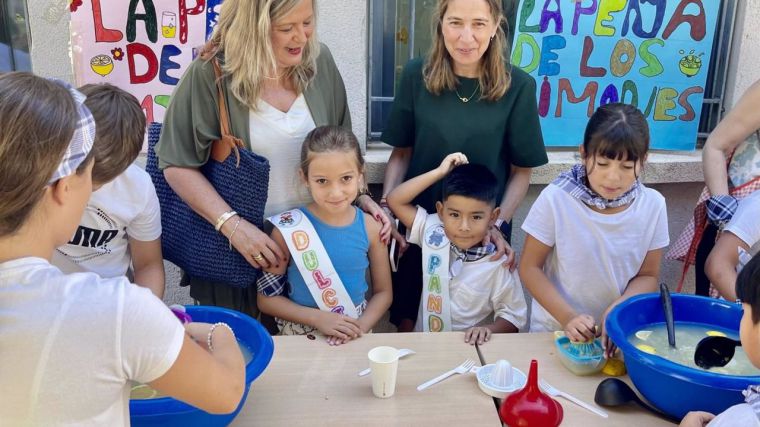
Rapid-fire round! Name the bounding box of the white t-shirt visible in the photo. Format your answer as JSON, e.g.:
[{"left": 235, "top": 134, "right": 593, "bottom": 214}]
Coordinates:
[
  {"left": 0, "top": 257, "right": 185, "bottom": 426},
  {"left": 408, "top": 207, "right": 528, "bottom": 332},
  {"left": 522, "top": 184, "right": 669, "bottom": 332},
  {"left": 52, "top": 164, "right": 162, "bottom": 278},
  {"left": 725, "top": 190, "right": 760, "bottom": 255},
  {"left": 707, "top": 403, "right": 760, "bottom": 427},
  {"left": 249, "top": 94, "right": 316, "bottom": 218}
]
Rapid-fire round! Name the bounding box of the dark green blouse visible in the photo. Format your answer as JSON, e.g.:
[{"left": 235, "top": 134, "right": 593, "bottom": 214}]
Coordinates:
[{"left": 382, "top": 58, "right": 547, "bottom": 211}]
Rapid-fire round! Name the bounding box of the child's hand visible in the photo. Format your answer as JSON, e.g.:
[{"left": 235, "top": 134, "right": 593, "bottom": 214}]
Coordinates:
[
  {"left": 464, "top": 326, "right": 492, "bottom": 345},
  {"left": 564, "top": 314, "right": 597, "bottom": 343},
  {"left": 679, "top": 411, "right": 715, "bottom": 427},
  {"left": 313, "top": 311, "right": 363, "bottom": 341},
  {"left": 437, "top": 152, "right": 468, "bottom": 175}
]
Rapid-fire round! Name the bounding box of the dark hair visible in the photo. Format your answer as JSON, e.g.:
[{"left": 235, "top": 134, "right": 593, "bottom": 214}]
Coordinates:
[
  {"left": 300, "top": 125, "right": 365, "bottom": 175},
  {"left": 0, "top": 72, "right": 79, "bottom": 237},
  {"left": 736, "top": 253, "right": 760, "bottom": 324},
  {"left": 442, "top": 163, "right": 498, "bottom": 206},
  {"left": 583, "top": 103, "right": 649, "bottom": 166},
  {"left": 78, "top": 83, "right": 145, "bottom": 184}
]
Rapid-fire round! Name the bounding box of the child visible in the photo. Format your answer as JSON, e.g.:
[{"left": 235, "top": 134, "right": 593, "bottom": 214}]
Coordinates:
[
  {"left": 51, "top": 84, "right": 164, "bottom": 298},
  {"left": 0, "top": 72, "right": 243, "bottom": 424},
  {"left": 680, "top": 253, "right": 760, "bottom": 427},
  {"left": 705, "top": 191, "right": 760, "bottom": 300},
  {"left": 520, "top": 102, "right": 669, "bottom": 356},
  {"left": 256, "top": 126, "right": 392, "bottom": 346},
  {"left": 387, "top": 153, "right": 527, "bottom": 344}
]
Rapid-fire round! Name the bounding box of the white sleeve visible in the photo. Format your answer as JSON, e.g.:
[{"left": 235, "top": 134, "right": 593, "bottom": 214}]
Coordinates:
[
  {"left": 649, "top": 194, "right": 670, "bottom": 250},
  {"left": 120, "top": 283, "right": 184, "bottom": 384},
  {"left": 492, "top": 270, "right": 528, "bottom": 332},
  {"left": 126, "top": 179, "right": 162, "bottom": 242},
  {"left": 406, "top": 206, "right": 429, "bottom": 246},
  {"left": 707, "top": 403, "right": 760, "bottom": 427},
  {"left": 521, "top": 188, "right": 556, "bottom": 247},
  {"left": 725, "top": 195, "right": 760, "bottom": 247}
]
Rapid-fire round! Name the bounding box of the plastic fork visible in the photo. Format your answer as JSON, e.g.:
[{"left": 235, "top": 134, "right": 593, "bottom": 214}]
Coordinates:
[
  {"left": 417, "top": 359, "right": 476, "bottom": 391},
  {"left": 539, "top": 379, "right": 608, "bottom": 418}
]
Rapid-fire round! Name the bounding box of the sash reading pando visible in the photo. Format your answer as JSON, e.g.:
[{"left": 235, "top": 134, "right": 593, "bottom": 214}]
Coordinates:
[
  {"left": 269, "top": 209, "right": 359, "bottom": 319},
  {"left": 421, "top": 219, "right": 452, "bottom": 332}
]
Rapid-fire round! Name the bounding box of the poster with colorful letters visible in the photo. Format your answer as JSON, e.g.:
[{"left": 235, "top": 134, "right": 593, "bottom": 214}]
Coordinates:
[
  {"left": 511, "top": 0, "right": 720, "bottom": 151},
  {"left": 70, "top": 0, "right": 223, "bottom": 123}
]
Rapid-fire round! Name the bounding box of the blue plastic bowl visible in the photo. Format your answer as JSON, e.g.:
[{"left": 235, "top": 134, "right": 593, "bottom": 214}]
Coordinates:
[
  {"left": 130, "top": 306, "right": 274, "bottom": 427},
  {"left": 606, "top": 293, "right": 760, "bottom": 420}
]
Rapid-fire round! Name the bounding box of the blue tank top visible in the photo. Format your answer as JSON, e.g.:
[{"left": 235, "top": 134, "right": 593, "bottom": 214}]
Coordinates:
[{"left": 287, "top": 206, "right": 369, "bottom": 308}]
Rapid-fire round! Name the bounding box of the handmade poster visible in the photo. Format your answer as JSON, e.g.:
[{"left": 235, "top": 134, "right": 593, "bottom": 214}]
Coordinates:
[
  {"left": 70, "top": 0, "right": 223, "bottom": 123},
  {"left": 511, "top": 0, "right": 720, "bottom": 150}
]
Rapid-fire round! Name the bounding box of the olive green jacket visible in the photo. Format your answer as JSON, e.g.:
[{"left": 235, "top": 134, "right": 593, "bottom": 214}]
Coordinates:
[{"left": 157, "top": 43, "right": 351, "bottom": 169}]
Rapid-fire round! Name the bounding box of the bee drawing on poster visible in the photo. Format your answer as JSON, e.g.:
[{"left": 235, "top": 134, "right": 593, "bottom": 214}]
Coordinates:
[{"left": 70, "top": 0, "right": 223, "bottom": 124}]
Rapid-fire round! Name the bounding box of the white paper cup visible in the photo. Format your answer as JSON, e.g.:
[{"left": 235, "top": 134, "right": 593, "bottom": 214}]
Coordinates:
[{"left": 368, "top": 346, "right": 399, "bottom": 398}]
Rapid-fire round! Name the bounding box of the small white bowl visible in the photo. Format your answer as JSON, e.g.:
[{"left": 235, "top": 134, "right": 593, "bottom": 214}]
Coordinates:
[{"left": 474, "top": 363, "right": 527, "bottom": 399}]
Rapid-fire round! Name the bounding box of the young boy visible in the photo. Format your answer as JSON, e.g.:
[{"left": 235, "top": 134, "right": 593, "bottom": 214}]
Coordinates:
[
  {"left": 706, "top": 191, "right": 760, "bottom": 300},
  {"left": 387, "top": 153, "right": 526, "bottom": 344},
  {"left": 52, "top": 84, "right": 165, "bottom": 298},
  {"left": 681, "top": 252, "right": 760, "bottom": 427}
]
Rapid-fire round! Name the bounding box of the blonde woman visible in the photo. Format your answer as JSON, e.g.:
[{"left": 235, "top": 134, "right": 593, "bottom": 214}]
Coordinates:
[
  {"left": 381, "top": 0, "right": 547, "bottom": 331},
  {"left": 158, "top": 0, "right": 389, "bottom": 318}
]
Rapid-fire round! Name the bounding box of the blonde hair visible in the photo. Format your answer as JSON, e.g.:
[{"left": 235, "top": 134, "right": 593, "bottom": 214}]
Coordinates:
[
  {"left": 0, "top": 73, "right": 78, "bottom": 237},
  {"left": 423, "top": 0, "right": 511, "bottom": 102},
  {"left": 208, "top": 0, "right": 320, "bottom": 110}
]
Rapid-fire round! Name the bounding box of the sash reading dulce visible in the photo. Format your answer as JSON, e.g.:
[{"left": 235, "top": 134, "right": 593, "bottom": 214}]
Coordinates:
[
  {"left": 269, "top": 209, "right": 358, "bottom": 319},
  {"left": 421, "top": 217, "right": 452, "bottom": 332}
]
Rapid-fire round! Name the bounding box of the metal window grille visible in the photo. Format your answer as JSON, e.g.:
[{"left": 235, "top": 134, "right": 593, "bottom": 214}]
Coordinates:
[
  {"left": 0, "top": 0, "right": 32, "bottom": 72},
  {"left": 368, "top": 0, "right": 738, "bottom": 147}
]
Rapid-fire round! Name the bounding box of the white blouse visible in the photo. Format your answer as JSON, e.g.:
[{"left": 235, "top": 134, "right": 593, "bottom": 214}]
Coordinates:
[{"left": 248, "top": 94, "right": 316, "bottom": 217}]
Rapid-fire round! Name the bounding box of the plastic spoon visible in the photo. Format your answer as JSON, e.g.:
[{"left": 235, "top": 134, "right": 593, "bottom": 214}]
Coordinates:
[
  {"left": 358, "top": 348, "right": 415, "bottom": 376},
  {"left": 660, "top": 283, "right": 676, "bottom": 348},
  {"left": 594, "top": 378, "right": 680, "bottom": 423},
  {"left": 694, "top": 336, "right": 742, "bottom": 369}
]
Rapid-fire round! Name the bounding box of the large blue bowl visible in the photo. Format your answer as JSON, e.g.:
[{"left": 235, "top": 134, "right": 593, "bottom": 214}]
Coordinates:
[
  {"left": 130, "top": 306, "right": 274, "bottom": 426},
  {"left": 606, "top": 293, "right": 760, "bottom": 420}
]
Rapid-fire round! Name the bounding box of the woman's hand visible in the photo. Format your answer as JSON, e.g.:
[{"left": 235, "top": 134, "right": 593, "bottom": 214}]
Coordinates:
[
  {"left": 225, "top": 218, "right": 286, "bottom": 269},
  {"left": 484, "top": 227, "right": 516, "bottom": 270},
  {"left": 356, "top": 195, "right": 392, "bottom": 244},
  {"left": 313, "top": 311, "right": 363, "bottom": 342},
  {"left": 564, "top": 314, "right": 597, "bottom": 343}
]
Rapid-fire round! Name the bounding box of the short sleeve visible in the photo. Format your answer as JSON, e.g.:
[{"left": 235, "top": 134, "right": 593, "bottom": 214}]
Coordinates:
[
  {"left": 381, "top": 60, "right": 419, "bottom": 148},
  {"left": 492, "top": 270, "right": 528, "bottom": 331},
  {"left": 504, "top": 69, "right": 547, "bottom": 168},
  {"left": 649, "top": 194, "right": 670, "bottom": 250},
  {"left": 725, "top": 193, "right": 760, "bottom": 247},
  {"left": 521, "top": 187, "right": 556, "bottom": 247},
  {"left": 120, "top": 284, "right": 185, "bottom": 384},
  {"left": 126, "top": 172, "right": 162, "bottom": 242},
  {"left": 406, "top": 206, "right": 429, "bottom": 246},
  {"left": 156, "top": 58, "right": 221, "bottom": 169}
]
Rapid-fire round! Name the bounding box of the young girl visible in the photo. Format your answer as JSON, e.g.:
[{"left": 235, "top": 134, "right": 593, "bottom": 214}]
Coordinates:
[
  {"left": 257, "top": 126, "right": 393, "bottom": 345},
  {"left": 0, "top": 72, "right": 244, "bottom": 424},
  {"left": 519, "top": 103, "right": 669, "bottom": 357}
]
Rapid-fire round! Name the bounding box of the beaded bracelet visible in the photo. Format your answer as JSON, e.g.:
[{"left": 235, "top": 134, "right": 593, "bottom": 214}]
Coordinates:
[{"left": 207, "top": 322, "right": 235, "bottom": 353}]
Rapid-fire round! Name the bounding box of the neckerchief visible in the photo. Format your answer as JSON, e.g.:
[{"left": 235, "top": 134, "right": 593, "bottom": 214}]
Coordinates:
[
  {"left": 552, "top": 164, "right": 641, "bottom": 210},
  {"left": 450, "top": 243, "right": 496, "bottom": 277}
]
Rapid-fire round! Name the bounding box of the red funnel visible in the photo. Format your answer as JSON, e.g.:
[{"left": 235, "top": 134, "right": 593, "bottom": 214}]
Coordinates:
[{"left": 499, "top": 359, "right": 563, "bottom": 427}]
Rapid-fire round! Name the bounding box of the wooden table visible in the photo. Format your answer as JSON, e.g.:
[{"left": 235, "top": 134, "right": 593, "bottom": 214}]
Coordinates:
[
  {"left": 234, "top": 332, "right": 501, "bottom": 426},
  {"left": 477, "top": 333, "right": 673, "bottom": 426}
]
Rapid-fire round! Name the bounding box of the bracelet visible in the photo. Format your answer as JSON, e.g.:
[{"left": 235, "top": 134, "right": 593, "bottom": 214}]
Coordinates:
[
  {"left": 214, "top": 210, "right": 238, "bottom": 232},
  {"left": 379, "top": 198, "right": 389, "bottom": 209},
  {"left": 207, "top": 322, "right": 235, "bottom": 353},
  {"left": 227, "top": 217, "right": 241, "bottom": 251}
]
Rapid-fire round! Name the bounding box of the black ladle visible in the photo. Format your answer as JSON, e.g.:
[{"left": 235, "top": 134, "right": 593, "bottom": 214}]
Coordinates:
[
  {"left": 660, "top": 283, "right": 676, "bottom": 348},
  {"left": 694, "top": 336, "right": 742, "bottom": 369},
  {"left": 594, "top": 378, "right": 680, "bottom": 424}
]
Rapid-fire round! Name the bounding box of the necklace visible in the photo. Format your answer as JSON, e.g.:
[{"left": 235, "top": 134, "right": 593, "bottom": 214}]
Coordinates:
[{"left": 454, "top": 83, "right": 479, "bottom": 103}]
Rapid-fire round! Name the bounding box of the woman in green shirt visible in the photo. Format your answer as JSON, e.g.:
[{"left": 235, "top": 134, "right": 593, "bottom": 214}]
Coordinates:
[
  {"left": 157, "top": 0, "right": 389, "bottom": 321},
  {"left": 381, "top": 0, "right": 547, "bottom": 331}
]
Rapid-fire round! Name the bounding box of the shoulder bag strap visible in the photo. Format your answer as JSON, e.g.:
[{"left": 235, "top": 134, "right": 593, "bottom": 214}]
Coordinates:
[{"left": 210, "top": 58, "right": 245, "bottom": 167}]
